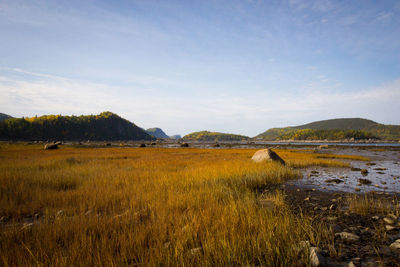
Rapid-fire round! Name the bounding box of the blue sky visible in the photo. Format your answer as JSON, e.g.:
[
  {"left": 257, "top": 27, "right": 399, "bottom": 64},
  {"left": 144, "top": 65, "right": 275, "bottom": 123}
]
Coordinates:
[{"left": 1, "top": 0, "right": 400, "bottom": 136}]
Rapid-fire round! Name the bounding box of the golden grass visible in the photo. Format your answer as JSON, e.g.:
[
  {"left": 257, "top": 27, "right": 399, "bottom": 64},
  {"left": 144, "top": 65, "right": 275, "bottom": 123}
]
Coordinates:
[
  {"left": 0, "top": 144, "right": 349, "bottom": 266},
  {"left": 346, "top": 194, "right": 400, "bottom": 216}
]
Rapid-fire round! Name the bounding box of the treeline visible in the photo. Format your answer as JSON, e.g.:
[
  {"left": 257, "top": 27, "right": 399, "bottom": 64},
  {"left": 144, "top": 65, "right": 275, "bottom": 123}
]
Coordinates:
[
  {"left": 0, "top": 112, "right": 153, "bottom": 141},
  {"left": 277, "top": 129, "right": 378, "bottom": 141},
  {"left": 183, "top": 131, "right": 249, "bottom": 141}
]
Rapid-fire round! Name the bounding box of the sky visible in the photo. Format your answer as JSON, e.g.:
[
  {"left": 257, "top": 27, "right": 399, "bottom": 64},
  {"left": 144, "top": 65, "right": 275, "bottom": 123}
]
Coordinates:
[{"left": 0, "top": 0, "right": 400, "bottom": 137}]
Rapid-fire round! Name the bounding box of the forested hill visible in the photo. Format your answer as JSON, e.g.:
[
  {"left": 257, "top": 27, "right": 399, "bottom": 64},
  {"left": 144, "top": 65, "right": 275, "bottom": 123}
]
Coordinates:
[
  {"left": 0, "top": 112, "right": 153, "bottom": 141},
  {"left": 256, "top": 118, "right": 400, "bottom": 141},
  {"left": 183, "top": 131, "right": 249, "bottom": 141},
  {"left": 293, "top": 118, "right": 378, "bottom": 130},
  {"left": 0, "top": 113, "right": 12, "bottom": 122}
]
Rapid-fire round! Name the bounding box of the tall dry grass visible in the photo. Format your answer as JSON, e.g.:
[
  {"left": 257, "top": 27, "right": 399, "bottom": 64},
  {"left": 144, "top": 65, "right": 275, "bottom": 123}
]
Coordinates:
[{"left": 0, "top": 145, "right": 350, "bottom": 266}]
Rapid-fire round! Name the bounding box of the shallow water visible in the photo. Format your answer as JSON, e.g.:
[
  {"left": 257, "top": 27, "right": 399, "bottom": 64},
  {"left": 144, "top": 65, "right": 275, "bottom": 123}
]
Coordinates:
[{"left": 287, "top": 149, "right": 400, "bottom": 193}]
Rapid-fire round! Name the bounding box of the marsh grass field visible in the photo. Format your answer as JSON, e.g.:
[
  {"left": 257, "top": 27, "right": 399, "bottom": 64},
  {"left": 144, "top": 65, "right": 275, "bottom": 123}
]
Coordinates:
[{"left": 0, "top": 144, "right": 395, "bottom": 266}]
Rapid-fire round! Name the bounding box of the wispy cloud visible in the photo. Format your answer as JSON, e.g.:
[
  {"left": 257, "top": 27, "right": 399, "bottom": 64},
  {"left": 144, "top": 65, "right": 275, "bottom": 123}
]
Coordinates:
[{"left": 1, "top": 68, "right": 399, "bottom": 136}]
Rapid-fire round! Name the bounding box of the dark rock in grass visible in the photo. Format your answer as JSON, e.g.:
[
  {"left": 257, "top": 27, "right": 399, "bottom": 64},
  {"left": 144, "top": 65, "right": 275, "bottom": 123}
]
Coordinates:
[
  {"left": 180, "top": 143, "right": 189, "bottom": 147},
  {"left": 361, "top": 169, "right": 369, "bottom": 176},
  {"left": 44, "top": 143, "right": 58, "bottom": 150},
  {"left": 358, "top": 178, "right": 372, "bottom": 185},
  {"left": 351, "top": 167, "right": 361, "bottom": 171},
  {"left": 325, "top": 179, "right": 344, "bottom": 184},
  {"left": 251, "top": 149, "right": 285, "bottom": 165},
  {"left": 139, "top": 143, "right": 146, "bottom": 148}
]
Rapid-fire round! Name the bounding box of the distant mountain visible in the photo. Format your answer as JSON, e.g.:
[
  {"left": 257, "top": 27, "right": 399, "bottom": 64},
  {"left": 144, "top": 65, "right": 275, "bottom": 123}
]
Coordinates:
[
  {"left": 169, "top": 134, "right": 181, "bottom": 140},
  {"left": 184, "top": 131, "right": 249, "bottom": 141},
  {"left": 256, "top": 118, "right": 400, "bottom": 141},
  {"left": 0, "top": 111, "right": 153, "bottom": 141},
  {"left": 0, "top": 113, "right": 12, "bottom": 122},
  {"left": 146, "top": 127, "right": 169, "bottom": 139}
]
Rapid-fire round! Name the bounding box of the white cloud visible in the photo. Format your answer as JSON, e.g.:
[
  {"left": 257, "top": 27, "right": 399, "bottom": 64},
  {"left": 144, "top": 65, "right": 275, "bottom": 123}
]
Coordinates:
[{"left": 0, "top": 68, "right": 399, "bottom": 137}]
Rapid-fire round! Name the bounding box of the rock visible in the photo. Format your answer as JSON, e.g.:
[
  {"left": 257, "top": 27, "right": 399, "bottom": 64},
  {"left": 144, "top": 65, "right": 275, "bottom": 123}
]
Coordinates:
[
  {"left": 304, "top": 197, "right": 310, "bottom": 201},
  {"left": 335, "top": 232, "right": 360, "bottom": 243},
  {"left": 372, "top": 216, "right": 379, "bottom": 220},
  {"left": 325, "top": 179, "right": 344, "bottom": 184},
  {"left": 181, "top": 143, "right": 189, "bottom": 147},
  {"left": 309, "top": 247, "right": 326, "bottom": 266},
  {"left": 384, "top": 217, "right": 396, "bottom": 225},
  {"left": 358, "top": 178, "right": 372, "bottom": 185},
  {"left": 44, "top": 143, "right": 58, "bottom": 150},
  {"left": 251, "top": 149, "right": 285, "bottom": 165},
  {"left": 389, "top": 239, "right": 400, "bottom": 251},
  {"left": 386, "top": 225, "right": 396, "bottom": 231},
  {"left": 361, "top": 169, "right": 368, "bottom": 175}
]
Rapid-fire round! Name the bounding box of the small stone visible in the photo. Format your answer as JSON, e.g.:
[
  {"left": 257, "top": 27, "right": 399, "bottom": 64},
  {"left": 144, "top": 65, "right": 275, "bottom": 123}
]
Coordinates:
[
  {"left": 358, "top": 178, "right": 372, "bottom": 185},
  {"left": 389, "top": 239, "right": 400, "bottom": 251},
  {"left": 386, "top": 225, "right": 396, "bottom": 231},
  {"left": 309, "top": 247, "right": 326, "bottom": 267},
  {"left": 384, "top": 217, "right": 396, "bottom": 225},
  {"left": 372, "top": 216, "right": 379, "bottom": 220},
  {"left": 361, "top": 169, "right": 368, "bottom": 175},
  {"left": 304, "top": 197, "right": 310, "bottom": 201},
  {"left": 335, "top": 232, "right": 360, "bottom": 243}
]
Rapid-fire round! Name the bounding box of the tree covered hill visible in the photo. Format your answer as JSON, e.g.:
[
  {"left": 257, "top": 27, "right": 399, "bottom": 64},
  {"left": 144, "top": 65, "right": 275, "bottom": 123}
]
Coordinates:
[
  {"left": 0, "top": 111, "right": 153, "bottom": 141},
  {"left": 256, "top": 118, "right": 400, "bottom": 141},
  {"left": 146, "top": 127, "right": 169, "bottom": 139},
  {"left": 183, "top": 131, "right": 249, "bottom": 141},
  {"left": 0, "top": 113, "right": 12, "bottom": 122}
]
